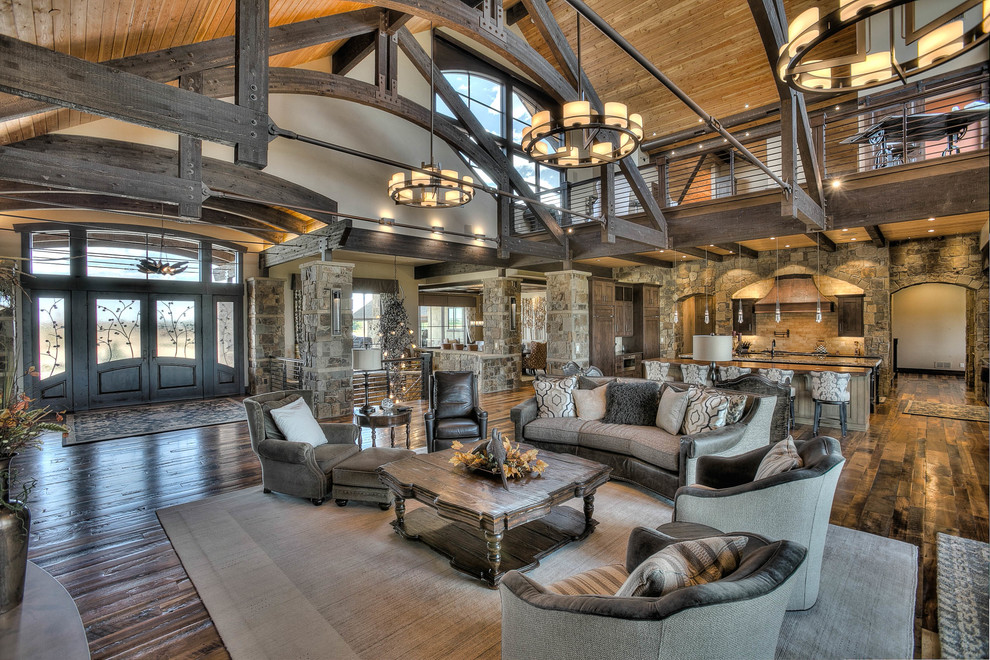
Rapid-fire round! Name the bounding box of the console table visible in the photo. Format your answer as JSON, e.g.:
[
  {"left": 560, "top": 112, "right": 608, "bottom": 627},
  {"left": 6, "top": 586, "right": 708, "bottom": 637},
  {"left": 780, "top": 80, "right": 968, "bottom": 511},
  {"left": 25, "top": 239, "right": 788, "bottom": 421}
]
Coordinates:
[
  {"left": 0, "top": 562, "right": 89, "bottom": 660},
  {"left": 353, "top": 406, "right": 412, "bottom": 449}
]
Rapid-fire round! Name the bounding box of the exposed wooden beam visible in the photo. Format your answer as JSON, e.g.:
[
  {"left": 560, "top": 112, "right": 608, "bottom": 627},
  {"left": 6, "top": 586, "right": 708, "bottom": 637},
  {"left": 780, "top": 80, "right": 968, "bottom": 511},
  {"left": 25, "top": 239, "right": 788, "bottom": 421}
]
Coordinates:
[
  {"left": 396, "top": 27, "right": 563, "bottom": 243},
  {"left": 807, "top": 232, "right": 836, "bottom": 252},
  {"left": 505, "top": 2, "right": 530, "bottom": 25},
  {"left": 204, "top": 197, "right": 309, "bottom": 235},
  {"left": 717, "top": 243, "right": 758, "bottom": 259},
  {"left": 374, "top": 11, "right": 400, "bottom": 103},
  {"left": 500, "top": 235, "right": 565, "bottom": 260},
  {"left": 260, "top": 219, "right": 353, "bottom": 268},
  {"left": 333, "top": 10, "right": 411, "bottom": 76},
  {"left": 178, "top": 73, "right": 204, "bottom": 220},
  {"left": 0, "top": 9, "right": 385, "bottom": 124},
  {"left": 864, "top": 225, "right": 887, "bottom": 248},
  {"left": 235, "top": 0, "right": 269, "bottom": 168},
  {"left": 784, "top": 184, "right": 826, "bottom": 230},
  {"left": 520, "top": 0, "right": 579, "bottom": 87},
  {"left": 607, "top": 216, "right": 667, "bottom": 250},
  {"left": 342, "top": 226, "right": 508, "bottom": 266},
  {"left": 0, "top": 35, "right": 267, "bottom": 159}
]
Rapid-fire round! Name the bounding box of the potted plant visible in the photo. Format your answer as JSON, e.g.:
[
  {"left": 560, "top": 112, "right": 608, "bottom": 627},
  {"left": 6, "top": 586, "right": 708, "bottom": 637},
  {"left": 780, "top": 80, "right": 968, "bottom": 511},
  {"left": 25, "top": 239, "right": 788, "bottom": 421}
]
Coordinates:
[{"left": 0, "top": 362, "right": 67, "bottom": 614}]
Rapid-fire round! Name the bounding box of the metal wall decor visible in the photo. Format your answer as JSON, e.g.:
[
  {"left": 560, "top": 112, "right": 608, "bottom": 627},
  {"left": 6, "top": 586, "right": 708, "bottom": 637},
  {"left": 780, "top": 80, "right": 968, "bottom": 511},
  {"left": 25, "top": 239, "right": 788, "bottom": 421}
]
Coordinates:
[
  {"left": 331, "top": 288, "right": 342, "bottom": 336},
  {"left": 777, "top": 0, "right": 989, "bottom": 94}
]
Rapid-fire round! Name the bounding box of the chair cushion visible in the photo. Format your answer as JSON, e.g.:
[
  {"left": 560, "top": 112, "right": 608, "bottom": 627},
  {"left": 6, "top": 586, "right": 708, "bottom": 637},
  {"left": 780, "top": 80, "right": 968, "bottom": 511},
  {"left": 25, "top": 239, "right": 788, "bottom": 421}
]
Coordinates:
[
  {"left": 313, "top": 443, "right": 361, "bottom": 473},
  {"left": 656, "top": 386, "right": 691, "bottom": 434},
  {"left": 601, "top": 381, "right": 661, "bottom": 426},
  {"left": 549, "top": 563, "right": 629, "bottom": 596},
  {"left": 434, "top": 418, "right": 481, "bottom": 439},
  {"left": 755, "top": 435, "right": 803, "bottom": 480},
  {"left": 333, "top": 447, "right": 414, "bottom": 488},
  {"left": 269, "top": 397, "right": 328, "bottom": 447},
  {"left": 535, "top": 376, "right": 577, "bottom": 418},
  {"left": 615, "top": 535, "right": 748, "bottom": 598},
  {"left": 681, "top": 392, "right": 729, "bottom": 435},
  {"left": 573, "top": 386, "right": 607, "bottom": 421},
  {"left": 522, "top": 417, "right": 587, "bottom": 446},
  {"left": 261, "top": 394, "right": 303, "bottom": 440},
  {"left": 434, "top": 372, "right": 475, "bottom": 418}
]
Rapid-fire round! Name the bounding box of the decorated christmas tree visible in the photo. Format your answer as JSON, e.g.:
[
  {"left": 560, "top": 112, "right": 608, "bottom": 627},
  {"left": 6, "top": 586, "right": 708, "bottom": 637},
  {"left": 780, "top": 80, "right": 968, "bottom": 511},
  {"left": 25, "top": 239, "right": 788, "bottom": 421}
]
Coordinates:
[{"left": 377, "top": 291, "right": 415, "bottom": 401}]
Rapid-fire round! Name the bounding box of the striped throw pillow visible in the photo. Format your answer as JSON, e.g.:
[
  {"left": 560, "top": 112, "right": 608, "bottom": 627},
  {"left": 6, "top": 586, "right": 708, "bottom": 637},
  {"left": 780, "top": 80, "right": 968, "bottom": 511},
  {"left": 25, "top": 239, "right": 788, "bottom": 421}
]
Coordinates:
[
  {"left": 549, "top": 563, "right": 629, "bottom": 596},
  {"left": 755, "top": 435, "right": 803, "bottom": 480},
  {"left": 615, "top": 536, "right": 748, "bottom": 598}
]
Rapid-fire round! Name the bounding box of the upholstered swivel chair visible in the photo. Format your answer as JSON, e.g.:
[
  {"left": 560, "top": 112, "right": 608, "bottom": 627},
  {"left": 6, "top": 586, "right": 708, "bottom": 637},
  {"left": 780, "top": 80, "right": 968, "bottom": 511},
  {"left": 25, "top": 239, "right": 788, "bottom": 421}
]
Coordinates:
[
  {"left": 500, "top": 526, "right": 807, "bottom": 660},
  {"left": 681, "top": 363, "right": 709, "bottom": 386},
  {"left": 243, "top": 390, "right": 361, "bottom": 505},
  {"left": 809, "top": 371, "right": 851, "bottom": 437},
  {"left": 759, "top": 368, "right": 796, "bottom": 431},
  {"left": 671, "top": 436, "right": 844, "bottom": 610},
  {"left": 643, "top": 360, "right": 671, "bottom": 382},
  {"left": 424, "top": 371, "right": 488, "bottom": 452}
]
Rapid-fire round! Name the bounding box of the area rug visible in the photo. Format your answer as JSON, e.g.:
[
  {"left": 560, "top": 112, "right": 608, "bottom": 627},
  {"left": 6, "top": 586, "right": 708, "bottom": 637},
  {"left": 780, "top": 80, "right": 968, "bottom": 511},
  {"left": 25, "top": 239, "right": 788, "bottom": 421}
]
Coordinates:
[
  {"left": 158, "top": 483, "right": 917, "bottom": 660},
  {"left": 903, "top": 400, "right": 989, "bottom": 423},
  {"left": 937, "top": 533, "right": 990, "bottom": 660},
  {"left": 64, "top": 397, "right": 246, "bottom": 446}
]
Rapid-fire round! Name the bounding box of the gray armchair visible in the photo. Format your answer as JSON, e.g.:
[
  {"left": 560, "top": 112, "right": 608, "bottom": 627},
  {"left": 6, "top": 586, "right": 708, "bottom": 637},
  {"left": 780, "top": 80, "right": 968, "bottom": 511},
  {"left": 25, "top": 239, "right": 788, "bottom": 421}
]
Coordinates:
[
  {"left": 672, "top": 436, "right": 844, "bottom": 610},
  {"left": 244, "top": 390, "right": 360, "bottom": 505},
  {"left": 500, "top": 526, "right": 807, "bottom": 660}
]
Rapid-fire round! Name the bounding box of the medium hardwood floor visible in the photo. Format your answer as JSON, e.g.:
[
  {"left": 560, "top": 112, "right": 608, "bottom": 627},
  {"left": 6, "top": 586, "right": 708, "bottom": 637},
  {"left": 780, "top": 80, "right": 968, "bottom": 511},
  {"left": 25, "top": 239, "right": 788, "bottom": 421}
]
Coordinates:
[{"left": 9, "top": 374, "right": 987, "bottom": 659}]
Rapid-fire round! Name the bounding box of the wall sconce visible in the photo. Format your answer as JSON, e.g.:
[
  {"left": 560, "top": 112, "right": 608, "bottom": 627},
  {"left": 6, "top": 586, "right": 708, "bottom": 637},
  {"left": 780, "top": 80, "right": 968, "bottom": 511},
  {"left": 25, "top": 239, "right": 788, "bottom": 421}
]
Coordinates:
[
  {"left": 379, "top": 217, "right": 394, "bottom": 226},
  {"left": 510, "top": 296, "right": 517, "bottom": 332},
  {"left": 431, "top": 225, "right": 444, "bottom": 235},
  {"left": 331, "top": 288, "right": 342, "bottom": 336}
]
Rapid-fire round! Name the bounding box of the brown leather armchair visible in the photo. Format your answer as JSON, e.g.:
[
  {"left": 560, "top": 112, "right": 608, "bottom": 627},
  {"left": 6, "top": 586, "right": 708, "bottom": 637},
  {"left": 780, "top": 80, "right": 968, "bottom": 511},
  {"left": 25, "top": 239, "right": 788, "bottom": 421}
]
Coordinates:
[{"left": 424, "top": 371, "right": 488, "bottom": 453}]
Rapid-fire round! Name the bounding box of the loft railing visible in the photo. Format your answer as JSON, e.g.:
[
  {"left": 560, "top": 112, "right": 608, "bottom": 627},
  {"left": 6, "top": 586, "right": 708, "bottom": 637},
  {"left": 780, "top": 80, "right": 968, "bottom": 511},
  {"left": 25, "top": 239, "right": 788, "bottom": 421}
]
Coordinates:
[
  {"left": 510, "top": 66, "right": 988, "bottom": 236},
  {"left": 268, "top": 355, "right": 431, "bottom": 406}
]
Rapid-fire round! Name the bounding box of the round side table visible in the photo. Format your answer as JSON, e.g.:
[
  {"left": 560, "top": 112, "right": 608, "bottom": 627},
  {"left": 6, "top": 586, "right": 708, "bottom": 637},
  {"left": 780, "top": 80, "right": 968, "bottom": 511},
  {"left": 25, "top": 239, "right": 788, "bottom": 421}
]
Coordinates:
[{"left": 353, "top": 407, "right": 412, "bottom": 449}]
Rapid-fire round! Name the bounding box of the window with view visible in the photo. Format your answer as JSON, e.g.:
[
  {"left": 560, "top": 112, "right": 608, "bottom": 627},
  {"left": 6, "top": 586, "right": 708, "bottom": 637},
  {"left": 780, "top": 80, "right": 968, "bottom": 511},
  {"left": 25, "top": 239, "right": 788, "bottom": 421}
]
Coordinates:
[
  {"left": 353, "top": 292, "right": 381, "bottom": 348},
  {"left": 418, "top": 306, "right": 470, "bottom": 347}
]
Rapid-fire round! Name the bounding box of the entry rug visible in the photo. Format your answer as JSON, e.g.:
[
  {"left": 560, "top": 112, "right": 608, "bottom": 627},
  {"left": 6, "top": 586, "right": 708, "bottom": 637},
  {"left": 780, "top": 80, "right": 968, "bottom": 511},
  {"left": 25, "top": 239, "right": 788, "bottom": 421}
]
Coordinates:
[
  {"left": 936, "top": 533, "right": 989, "bottom": 660},
  {"left": 64, "top": 397, "right": 246, "bottom": 446},
  {"left": 903, "top": 400, "right": 989, "bottom": 423}
]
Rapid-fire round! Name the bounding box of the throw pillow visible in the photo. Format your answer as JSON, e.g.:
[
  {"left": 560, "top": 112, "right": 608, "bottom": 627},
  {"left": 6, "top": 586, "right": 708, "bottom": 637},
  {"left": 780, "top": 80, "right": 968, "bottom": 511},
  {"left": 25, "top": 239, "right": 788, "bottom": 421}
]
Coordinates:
[
  {"left": 268, "top": 396, "right": 327, "bottom": 447},
  {"left": 656, "top": 386, "right": 691, "bottom": 435},
  {"left": 722, "top": 393, "right": 748, "bottom": 424},
  {"left": 615, "top": 536, "right": 748, "bottom": 598},
  {"left": 755, "top": 435, "right": 804, "bottom": 480},
  {"left": 573, "top": 386, "right": 607, "bottom": 421},
  {"left": 535, "top": 376, "right": 577, "bottom": 418},
  {"left": 681, "top": 392, "right": 730, "bottom": 435},
  {"left": 261, "top": 394, "right": 303, "bottom": 440},
  {"left": 601, "top": 381, "right": 661, "bottom": 426}
]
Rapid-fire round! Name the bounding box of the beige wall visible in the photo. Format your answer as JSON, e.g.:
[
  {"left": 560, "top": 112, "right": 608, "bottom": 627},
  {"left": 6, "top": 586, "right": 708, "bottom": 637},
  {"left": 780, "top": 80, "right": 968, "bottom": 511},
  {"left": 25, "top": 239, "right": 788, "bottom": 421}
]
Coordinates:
[{"left": 892, "top": 283, "right": 967, "bottom": 371}]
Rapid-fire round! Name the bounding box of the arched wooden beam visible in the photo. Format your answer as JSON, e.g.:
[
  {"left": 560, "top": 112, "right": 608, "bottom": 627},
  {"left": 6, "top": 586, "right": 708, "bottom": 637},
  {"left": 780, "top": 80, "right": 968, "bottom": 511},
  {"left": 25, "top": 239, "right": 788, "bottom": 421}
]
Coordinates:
[{"left": 5, "top": 134, "right": 339, "bottom": 229}]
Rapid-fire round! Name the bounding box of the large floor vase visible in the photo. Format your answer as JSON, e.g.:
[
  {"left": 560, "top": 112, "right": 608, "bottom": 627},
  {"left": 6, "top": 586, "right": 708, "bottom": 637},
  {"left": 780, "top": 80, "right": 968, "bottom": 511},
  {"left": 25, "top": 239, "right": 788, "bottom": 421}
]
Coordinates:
[{"left": 0, "top": 454, "right": 31, "bottom": 615}]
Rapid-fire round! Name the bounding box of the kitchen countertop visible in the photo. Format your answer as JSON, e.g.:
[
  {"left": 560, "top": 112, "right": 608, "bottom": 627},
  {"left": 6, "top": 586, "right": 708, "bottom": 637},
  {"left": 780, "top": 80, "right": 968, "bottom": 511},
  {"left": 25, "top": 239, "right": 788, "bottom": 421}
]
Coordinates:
[{"left": 664, "top": 354, "right": 882, "bottom": 374}]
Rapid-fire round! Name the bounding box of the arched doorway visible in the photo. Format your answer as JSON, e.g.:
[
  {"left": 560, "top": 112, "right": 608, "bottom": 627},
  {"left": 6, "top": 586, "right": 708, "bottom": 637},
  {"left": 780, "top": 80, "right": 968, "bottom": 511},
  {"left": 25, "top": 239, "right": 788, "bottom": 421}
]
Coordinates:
[{"left": 891, "top": 283, "right": 967, "bottom": 375}]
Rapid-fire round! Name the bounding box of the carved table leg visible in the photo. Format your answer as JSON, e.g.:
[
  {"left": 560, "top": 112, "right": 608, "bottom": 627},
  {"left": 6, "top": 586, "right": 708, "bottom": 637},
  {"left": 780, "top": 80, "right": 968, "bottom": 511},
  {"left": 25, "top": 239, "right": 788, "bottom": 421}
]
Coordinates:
[
  {"left": 405, "top": 421, "right": 411, "bottom": 449},
  {"left": 390, "top": 427, "right": 395, "bottom": 448},
  {"left": 371, "top": 427, "right": 377, "bottom": 448},
  {"left": 393, "top": 496, "right": 406, "bottom": 531},
  {"left": 582, "top": 493, "right": 598, "bottom": 537},
  {"left": 484, "top": 529, "right": 504, "bottom": 585}
]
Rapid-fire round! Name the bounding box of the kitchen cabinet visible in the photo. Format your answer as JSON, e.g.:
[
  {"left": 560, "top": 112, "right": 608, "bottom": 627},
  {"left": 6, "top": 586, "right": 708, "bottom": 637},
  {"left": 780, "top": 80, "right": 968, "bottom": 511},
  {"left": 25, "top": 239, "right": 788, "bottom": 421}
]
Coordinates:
[
  {"left": 634, "top": 285, "right": 662, "bottom": 359},
  {"left": 592, "top": 279, "right": 615, "bottom": 305},
  {"left": 837, "top": 295, "right": 865, "bottom": 337},
  {"left": 590, "top": 278, "right": 617, "bottom": 375},
  {"left": 615, "top": 352, "right": 642, "bottom": 377}
]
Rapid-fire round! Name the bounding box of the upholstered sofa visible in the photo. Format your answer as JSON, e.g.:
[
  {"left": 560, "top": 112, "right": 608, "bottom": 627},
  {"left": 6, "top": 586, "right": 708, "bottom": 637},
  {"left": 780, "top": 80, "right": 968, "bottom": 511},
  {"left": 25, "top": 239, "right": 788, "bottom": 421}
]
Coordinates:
[{"left": 511, "top": 379, "right": 774, "bottom": 500}]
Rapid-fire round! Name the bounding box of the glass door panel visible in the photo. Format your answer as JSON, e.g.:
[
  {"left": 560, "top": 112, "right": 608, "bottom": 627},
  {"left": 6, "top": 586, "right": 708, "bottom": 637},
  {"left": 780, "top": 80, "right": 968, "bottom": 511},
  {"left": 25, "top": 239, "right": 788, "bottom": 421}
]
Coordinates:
[
  {"left": 88, "top": 295, "right": 149, "bottom": 408},
  {"left": 150, "top": 297, "right": 203, "bottom": 401},
  {"left": 213, "top": 297, "right": 241, "bottom": 395},
  {"left": 34, "top": 294, "right": 71, "bottom": 409}
]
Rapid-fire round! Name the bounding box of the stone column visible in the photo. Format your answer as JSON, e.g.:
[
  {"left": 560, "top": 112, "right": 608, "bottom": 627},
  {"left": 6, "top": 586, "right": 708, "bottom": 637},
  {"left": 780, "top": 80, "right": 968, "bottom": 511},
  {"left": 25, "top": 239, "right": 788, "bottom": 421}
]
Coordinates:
[
  {"left": 482, "top": 277, "right": 522, "bottom": 392},
  {"left": 247, "top": 277, "right": 286, "bottom": 394},
  {"left": 546, "top": 270, "right": 591, "bottom": 374},
  {"left": 298, "top": 261, "right": 354, "bottom": 419}
]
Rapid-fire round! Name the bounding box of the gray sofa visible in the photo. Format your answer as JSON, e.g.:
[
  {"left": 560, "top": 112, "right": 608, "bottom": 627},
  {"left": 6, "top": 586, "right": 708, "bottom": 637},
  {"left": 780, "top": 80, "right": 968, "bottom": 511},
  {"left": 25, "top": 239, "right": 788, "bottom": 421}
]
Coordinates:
[{"left": 511, "top": 380, "right": 774, "bottom": 500}]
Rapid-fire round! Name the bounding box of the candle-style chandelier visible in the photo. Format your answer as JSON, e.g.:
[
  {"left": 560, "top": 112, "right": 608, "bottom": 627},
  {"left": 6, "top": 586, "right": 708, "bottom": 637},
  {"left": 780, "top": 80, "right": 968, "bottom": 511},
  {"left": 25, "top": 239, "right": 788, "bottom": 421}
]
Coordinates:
[
  {"left": 387, "top": 25, "right": 474, "bottom": 208},
  {"left": 520, "top": 11, "right": 643, "bottom": 168},
  {"left": 777, "top": 0, "right": 989, "bottom": 94},
  {"left": 135, "top": 211, "right": 188, "bottom": 276}
]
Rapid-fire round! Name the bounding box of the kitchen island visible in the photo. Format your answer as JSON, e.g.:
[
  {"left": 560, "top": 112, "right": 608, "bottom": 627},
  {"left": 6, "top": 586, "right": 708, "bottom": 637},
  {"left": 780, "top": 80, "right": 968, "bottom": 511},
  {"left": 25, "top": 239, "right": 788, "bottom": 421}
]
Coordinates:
[{"left": 651, "top": 354, "right": 883, "bottom": 434}]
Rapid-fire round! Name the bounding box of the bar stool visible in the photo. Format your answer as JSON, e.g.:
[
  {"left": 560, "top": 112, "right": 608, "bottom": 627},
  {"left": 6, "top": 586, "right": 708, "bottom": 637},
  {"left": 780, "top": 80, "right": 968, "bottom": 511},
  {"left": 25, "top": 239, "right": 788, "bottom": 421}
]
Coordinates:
[
  {"left": 758, "top": 368, "right": 796, "bottom": 431},
  {"left": 809, "top": 371, "right": 851, "bottom": 437},
  {"left": 644, "top": 361, "right": 671, "bottom": 383},
  {"left": 718, "top": 365, "right": 752, "bottom": 383},
  {"left": 681, "top": 364, "right": 709, "bottom": 386}
]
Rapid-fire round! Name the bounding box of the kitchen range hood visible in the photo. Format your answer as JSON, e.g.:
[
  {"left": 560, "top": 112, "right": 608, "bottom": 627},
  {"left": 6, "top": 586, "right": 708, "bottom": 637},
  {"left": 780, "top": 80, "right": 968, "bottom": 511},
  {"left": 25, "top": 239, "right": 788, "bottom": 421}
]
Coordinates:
[{"left": 754, "top": 274, "right": 835, "bottom": 313}]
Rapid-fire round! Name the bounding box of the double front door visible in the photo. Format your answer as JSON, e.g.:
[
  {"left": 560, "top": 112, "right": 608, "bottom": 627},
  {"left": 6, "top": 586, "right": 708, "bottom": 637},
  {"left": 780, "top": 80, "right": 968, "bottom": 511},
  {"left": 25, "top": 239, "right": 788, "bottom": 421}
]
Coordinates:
[{"left": 32, "top": 291, "right": 241, "bottom": 411}]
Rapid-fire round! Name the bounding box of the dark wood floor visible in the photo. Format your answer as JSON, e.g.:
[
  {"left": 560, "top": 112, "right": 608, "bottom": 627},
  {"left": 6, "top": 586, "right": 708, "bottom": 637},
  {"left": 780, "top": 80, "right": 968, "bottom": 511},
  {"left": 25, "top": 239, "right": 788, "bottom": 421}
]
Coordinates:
[{"left": 9, "top": 374, "right": 987, "bottom": 659}]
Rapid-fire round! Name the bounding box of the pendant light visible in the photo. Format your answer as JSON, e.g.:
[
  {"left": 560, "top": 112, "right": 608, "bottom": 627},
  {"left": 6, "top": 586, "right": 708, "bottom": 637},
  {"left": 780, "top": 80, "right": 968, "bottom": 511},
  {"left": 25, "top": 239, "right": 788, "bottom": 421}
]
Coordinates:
[
  {"left": 703, "top": 247, "right": 710, "bottom": 325},
  {"left": 815, "top": 234, "right": 823, "bottom": 323},
  {"left": 774, "top": 240, "right": 781, "bottom": 323},
  {"left": 519, "top": 11, "right": 643, "bottom": 168},
  {"left": 387, "top": 25, "right": 474, "bottom": 208},
  {"left": 736, "top": 243, "right": 744, "bottom": 325},
  {"left": 135, "top": 206, "right": 188, "bottom": 276}
]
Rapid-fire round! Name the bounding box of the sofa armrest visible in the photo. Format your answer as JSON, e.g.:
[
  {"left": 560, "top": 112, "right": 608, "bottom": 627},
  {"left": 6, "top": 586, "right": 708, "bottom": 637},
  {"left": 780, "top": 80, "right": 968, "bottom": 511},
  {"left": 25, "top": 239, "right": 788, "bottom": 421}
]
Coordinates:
[
  {"left": 680, "top": 423, "right": 746, "bottom": 460},
  {"left": 319, "top": 423, "right": 360, "bottom": 445},
  {"left": 473, "top": 407, "right": 489, "bottom": 440},
  {"left": 257, "top": 438, "right": 313, "bottom": 464},
  {"left": 510, "top": 397, "right": 538, "bottom": 442}
]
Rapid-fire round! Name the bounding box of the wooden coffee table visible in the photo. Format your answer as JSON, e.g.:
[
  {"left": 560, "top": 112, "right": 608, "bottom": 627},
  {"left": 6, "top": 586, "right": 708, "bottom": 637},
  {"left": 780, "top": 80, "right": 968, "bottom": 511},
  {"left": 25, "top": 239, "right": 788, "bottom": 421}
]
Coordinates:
[{"left": 377, "top": 445, "right": 611, "bottom": 588}]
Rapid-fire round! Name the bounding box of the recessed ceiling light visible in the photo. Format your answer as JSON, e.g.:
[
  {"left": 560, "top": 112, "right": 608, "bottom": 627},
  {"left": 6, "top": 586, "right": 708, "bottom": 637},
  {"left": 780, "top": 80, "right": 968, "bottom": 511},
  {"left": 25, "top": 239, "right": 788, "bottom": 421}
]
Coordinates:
[
  {"left": 834, "top": 105, "right": 841, "bottom": 110},
  {"left": 842, "top": 228, "right": 848, "bottom": 232},
  {"left": 928, "top": 228, "right": 935, "bottom": 233},
  {"left": 652, "top": 132, "right": 656, "bottom": 136},
  {"left": 671, "top": 151, "right": 676, "bottom": 155},
  {"left": 831, "top": 180, "right": 842, "bottom": 188},
  {"left": 851, "top": 237, "right": 857, "bottom": 241},
  {"left": 744, "top": 104, "right": 750, "bottom": 108},
  {"left": 745, "top": 132, "right": 750, "bottom": 136},
  {"left": 785, "top": 244, "right": 790, "bottom": 247},
  {"left": 770, "top": 237, "right": 776, "bottom": 240},
  {"left": 659, "top": 249, "right": 664, "bottom": 253},
  {"left": 698, "top": 118, "right": 704, "bottom": 123},
  {"left": 723, "top": 139, "right": 728, "bottom": 143},
  {"left": 729, "top": 251, "right": 733, "bottom": 254},
  {"left": 698, "top": 144, "right": 703, "bottom": 149},
  {"left": 928, "top": 217, "right": 935, "bottom": 221}
]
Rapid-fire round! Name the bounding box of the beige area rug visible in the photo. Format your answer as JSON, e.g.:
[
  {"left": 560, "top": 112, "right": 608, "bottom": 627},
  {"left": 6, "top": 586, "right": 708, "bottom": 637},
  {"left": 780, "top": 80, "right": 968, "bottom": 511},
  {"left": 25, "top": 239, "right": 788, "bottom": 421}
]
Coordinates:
[
  {"left": 158, "top": 483, "right": 917, "bottom": 660},
  {"left": 903, "top": 399, "right": 989, "bottom": 423}
]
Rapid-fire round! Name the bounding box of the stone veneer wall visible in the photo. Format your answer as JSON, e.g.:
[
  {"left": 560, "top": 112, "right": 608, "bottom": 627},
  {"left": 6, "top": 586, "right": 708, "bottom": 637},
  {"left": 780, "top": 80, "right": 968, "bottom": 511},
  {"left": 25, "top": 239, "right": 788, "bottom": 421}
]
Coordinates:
[
  {"left": 431, "top": 351, "right": 521, "bottom": 393},
  {"left": 298, "top": 261, "right": 353, "bottom": 418},
  {"left": 545, "top": 270, "right": 591, "bottom": 374},
  {"left": 483, "top": 278, "right": 522, "bottom": 356},
  {"left": 247, "top": 277, "right": 286, "bottom": 394},
  {"left": 889, "top": 234, "right": 988, "bottom": 398}
]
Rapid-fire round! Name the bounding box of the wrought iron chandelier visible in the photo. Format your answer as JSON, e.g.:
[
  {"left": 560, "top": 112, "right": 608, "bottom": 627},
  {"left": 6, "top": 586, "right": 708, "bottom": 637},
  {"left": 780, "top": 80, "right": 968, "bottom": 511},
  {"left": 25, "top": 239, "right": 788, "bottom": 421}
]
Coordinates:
[
  {"left": 136, "top": 213, "right": 188, "bottom": 276},
  {"left": 387, "top": 26, "right": 474, "bottom": 208},
  {"left": 777, "top": 0, "right": 989, "bottom": 94},
  {"left": 520, "top": 11, "right": 643, "bottom": 168}
]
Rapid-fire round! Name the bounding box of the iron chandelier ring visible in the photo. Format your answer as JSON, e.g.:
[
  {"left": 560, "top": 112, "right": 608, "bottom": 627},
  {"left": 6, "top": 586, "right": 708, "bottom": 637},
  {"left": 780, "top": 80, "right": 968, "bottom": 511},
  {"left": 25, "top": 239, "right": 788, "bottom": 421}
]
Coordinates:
[{"left": 520, "top": 114, "right": 644, "bottom": 168}]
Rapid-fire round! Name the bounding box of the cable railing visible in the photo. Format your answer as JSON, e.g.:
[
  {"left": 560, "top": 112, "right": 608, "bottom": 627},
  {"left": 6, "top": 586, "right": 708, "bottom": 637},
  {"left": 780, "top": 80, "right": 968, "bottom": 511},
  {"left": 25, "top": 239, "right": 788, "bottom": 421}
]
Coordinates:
[{"left": 269, "top": 355, "right": 430, "bottom": 406}]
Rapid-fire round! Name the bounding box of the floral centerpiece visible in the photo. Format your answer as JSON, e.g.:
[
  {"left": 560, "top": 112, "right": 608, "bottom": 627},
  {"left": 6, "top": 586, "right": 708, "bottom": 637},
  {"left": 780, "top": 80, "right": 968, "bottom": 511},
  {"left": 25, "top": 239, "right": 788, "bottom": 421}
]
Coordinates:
[
  {"left": 1, "top": 363, "right": 68, "bottom": 614},
  {"left": 450, "top": 429, "right": 548, "bottom": 490}
]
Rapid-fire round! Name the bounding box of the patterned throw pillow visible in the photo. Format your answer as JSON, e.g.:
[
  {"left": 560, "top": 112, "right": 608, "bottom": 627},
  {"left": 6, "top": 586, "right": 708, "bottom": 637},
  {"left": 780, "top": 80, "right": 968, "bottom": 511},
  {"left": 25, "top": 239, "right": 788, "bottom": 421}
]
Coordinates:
[
  {"left": 601, "top": 381, "right": 662, "bottom": 426},
  {"left": 615, "top": 536, "right": 748, "bottom": 598},
  {"left": 681, "top": 392, "right": 730, "bottom": 435},
  {"left": 656, "top": 386, "right": 691, "bottom": 434},
  {"left": 723, "top": 393, "right": 748, "bottom": 424},
  {"left": 572, "top": 386, "right": 607, "bottom": 421},
  {"left": 755, "top": 435, "right": 804, "bottom": 480},
  {"left": 535, "top": 376, "right": 577, "bottom": 418}
]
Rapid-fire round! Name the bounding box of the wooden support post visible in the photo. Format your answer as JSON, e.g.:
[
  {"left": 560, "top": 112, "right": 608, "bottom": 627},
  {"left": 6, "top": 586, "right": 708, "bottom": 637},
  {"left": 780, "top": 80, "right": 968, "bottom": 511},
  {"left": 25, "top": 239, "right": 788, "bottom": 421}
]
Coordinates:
[
  {"left": 865, "top": 225, "right": 886, "bottom": 247},
  {"left": 600, "top": 164, "right": 616, "bottom": 244},
  {"left": 235, "top": 0, "right": 269, "bottom": 169},
  {"left": 178, "top": 73, "right": 204, "bottom": 220},
  {"left": 375, "top": 11, "right": 399, "bottom": 103}
]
